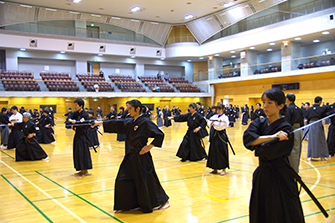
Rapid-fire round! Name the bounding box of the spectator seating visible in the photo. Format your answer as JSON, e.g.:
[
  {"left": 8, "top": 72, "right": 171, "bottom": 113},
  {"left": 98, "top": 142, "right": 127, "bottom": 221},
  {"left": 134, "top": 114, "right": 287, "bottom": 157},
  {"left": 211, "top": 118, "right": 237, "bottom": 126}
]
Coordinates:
[
  {"left": 174, "top": 84, "right": 201, "bottom": 92},
  {"left": 0, "top": 71, "right": 40, "bottom": 91},
  {"left": 109, "top": 75, "right": 136, "bottom": 83},
  {"left": 76, "top": 74, "right": 114, "bottom": 92},
  {"left": 40, "top": 72, "right": 79, "bottom": 91},
  {"left": 168, "top": 77, "right": 189, "bottom": 84},
  {"left": 297, "top": 58, "right": 334, "bottom": 69},
  {"left": 147, "top": 84, "right": 175, "bottom": 92},
  {"left": 138, "top": 76, "right": 164, "bottom": 84},
  {"left": 254, "top": 66, "right": 281, "bottom": 75},
  {"left": 218, "top": 71, "right": 240, "bottom": 78}
]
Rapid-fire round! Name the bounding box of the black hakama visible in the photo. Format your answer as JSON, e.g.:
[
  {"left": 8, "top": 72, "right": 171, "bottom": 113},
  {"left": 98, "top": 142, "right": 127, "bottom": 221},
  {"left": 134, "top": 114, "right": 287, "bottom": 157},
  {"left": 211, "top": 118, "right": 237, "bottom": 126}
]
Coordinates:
[
  {"left": 72, "top": 110, "right": 92, "bottom": 171},
  {"left": 163, "top": 109, "right": 172, "bottom": 127},
  {"left": 103, "top": 115, "right": 169, "bottom": 213},
  {"left": 37, "top": 114, "right": 55, "bottom": 144},
  {"left": 327, "top": 116, "right": 335, "bottom": 156},
  {"left": 174, "top": 112, "right": 207, "bottom": 161},
  {"left": 241, "top": 108, "right": 249, "bottom": 125},
  {"left": 206, "top": 114, "right": 230, "bottom": 170},
  {"left": 14, "top": 121, "right": 48, "bottom": 161},
  {"left": 243, "top": 118, "right": 305, "bottom": 223},
  {"left": 1, "top": 126, "right": 10, "bottom": 146},
  {"left": 8, "top": 126, "right": 24, "bottom": 149},
  {"left": 88, "top": 117, "right": 99, "bottom": 147}
]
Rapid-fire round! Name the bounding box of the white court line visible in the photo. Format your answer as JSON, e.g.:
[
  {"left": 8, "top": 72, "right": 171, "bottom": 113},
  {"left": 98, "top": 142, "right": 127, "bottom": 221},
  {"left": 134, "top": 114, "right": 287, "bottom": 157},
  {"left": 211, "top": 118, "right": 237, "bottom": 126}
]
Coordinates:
[
  {"left": 299, "top": 159, "right": 321, "bottom": 197},
  {"left": 45, "top": 162, "right": 197, "bottom": 191},
  {"left": 0, "top": 160, "right": 87, "bottom": 223}
]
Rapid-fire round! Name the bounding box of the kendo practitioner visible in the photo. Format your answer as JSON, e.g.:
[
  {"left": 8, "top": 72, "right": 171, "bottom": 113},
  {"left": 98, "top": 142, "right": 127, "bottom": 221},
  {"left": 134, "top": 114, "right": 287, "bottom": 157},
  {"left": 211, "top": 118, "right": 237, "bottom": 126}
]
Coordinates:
[
  {"left": 305, "top": 96, "right": 330, "bottom": 161},
  {"left": 9, "top": 112, "right": 48, "bottom": 161},
  {"left": 118, "top": 103, "right": 132, "bottom": 154},
  {"left": 302, "top": 102, "right": 310, "bottom": 141},
  {"left": 143, "top": 106, "right": 152, "bottom": 118},
  {"left": 156, "top": 106, "right": 163, "bottom": 128},
  {"left": 243, "top": 89, "right": 305, "bottom": 223},
  {"left": 87, "top": 110, "right": 100, "bottom": 149},
  {"left": 169, "top": 103, "right": 207, "bottom": 162},
  {"left": 206, "top": 103, "right": 230, "bottom": 175},
  {"left": 19, "top": 106, "right": 26, "bottom": 114},
  {"left": 235, "top": 105, "right": 240, "bottom": 119},
  {"left": 106, "top": 106, "right": 117, "bottom": 120},
  {"left": 175, "top": 106, "right": 181, "bottom": 116},
  {"left": 7, "top": 106, "right": 24, "bottom": 150},
  {"left": 49, "top": 107, "right": 55, "bottom": 126},
  {"left": 96, "top": 106, "right": 103, "bottom": 121},
  {"left": 253, "top": 103, "right": 266, "bottom": 120},
  {"left": 196, "top": 102, "right": 208, "bottom": 138},
  {"left": 285, "top": 93, "right": 304, "bottom": 173},
  {"left": 327, "top": 103, "right": 335, "bottom": 157},
  {"left": 241, "top": 104, "right": 249, "bottom": 125},
  {"left": 94, "top": 99, "right": 170, "bottom": 213},
  {"left": 171, "top": 106, "right": 176, "bottom": 116},
  {"left": 116, "top": 106, "right": 126, "bottom": 142},
  {"left": 0, "top": 107, "right": 10, "bottom": 149},
  {"left": 68, "top": 99, "right": 93, "bottom": 176},
  {"left": 63, "top": 108, "right": 73, "bottom": 121},
  {"left": 227, "top": 104, "right": 236, "bottom": 127},
  {"left": 250, "top": 105, "right": 255, "bottom": 121},
  {"left": 163, "top": 106, "right": 172, "bottom": 127},
  {"left": 205, "top": 106, "right": 216, "bottom": 120},
  {"left": 36, "top": 110, "right": 55, "bottom": 144}
]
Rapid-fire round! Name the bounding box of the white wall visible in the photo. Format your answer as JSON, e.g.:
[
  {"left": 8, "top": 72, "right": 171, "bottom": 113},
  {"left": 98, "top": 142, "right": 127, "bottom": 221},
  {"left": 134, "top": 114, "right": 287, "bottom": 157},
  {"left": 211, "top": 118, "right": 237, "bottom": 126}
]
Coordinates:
[
  {"left": 100, "top": 63, "right": 136, "bottom": 76},
  {"left": 144, "top": 65, "right": 185, "bottom": 78}
]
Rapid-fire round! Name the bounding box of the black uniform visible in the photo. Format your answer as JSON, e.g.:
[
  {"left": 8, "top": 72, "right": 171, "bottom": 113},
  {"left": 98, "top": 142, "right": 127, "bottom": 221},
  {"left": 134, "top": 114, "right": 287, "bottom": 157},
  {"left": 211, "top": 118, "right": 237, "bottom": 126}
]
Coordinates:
[
  {"left": 163, "top": 109, "right": 172, "bottom": 127},
  {"left": 243, "top": 118, "right": 305, "bottom": 223},
  {"left": 253, "top": 109, "right": 266, "bottom": 120},
  {"left": 103, "top": 115, "right": 169, "bottom": 213},
  {"left": 327, "top": 103, "right": 335, "bottom": 156},
  {"left": 14, "top": 120, "right": 48, "bottom": 161},
  {"left": 0, "top": 113, "right": 10, "bottom": 146},
  {"left": 227, "top": 107, "right": 236, "bottom": 127},
  {"left": 72, "top": 110, "right": 93, "bottom": 171},
  {"left": 197, "top": 107, "right": 209, "bottom": 138},
  {"left": 37, "top": 114, "right": 55, "bottom": 144},
  {"left": 106, "top": 110, "right": 117, "bottom": 120},
  {"left": 88, "top": 116, "right": 99, "bottom": 147},
  {"left": 241, "top": 107, "right": 249, "bottom": 125},
  {"left": 174, "top": 112, "right": 207, "bottom": 161}
]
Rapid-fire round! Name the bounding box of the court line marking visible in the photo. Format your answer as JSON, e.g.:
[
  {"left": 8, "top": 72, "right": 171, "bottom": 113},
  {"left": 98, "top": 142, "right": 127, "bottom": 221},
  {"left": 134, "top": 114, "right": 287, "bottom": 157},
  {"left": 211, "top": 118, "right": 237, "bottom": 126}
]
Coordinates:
[
  {"left": 299, "top": 159, "right": 321, "bottom": 197},
  {"left": 0, "top": 149, "right": 15, "bottom": 159},
  {"left": 35, "top": 171, "right": 124, "bottom": 223},
  {"left": 0, "top": 160, "right": 87, "bottom": 223},
  {"left": 1, "top": 174, "right": 53, "bottom": 223},
  {"left": 204, "top": 195, "right": 244, "bottom": 203}
]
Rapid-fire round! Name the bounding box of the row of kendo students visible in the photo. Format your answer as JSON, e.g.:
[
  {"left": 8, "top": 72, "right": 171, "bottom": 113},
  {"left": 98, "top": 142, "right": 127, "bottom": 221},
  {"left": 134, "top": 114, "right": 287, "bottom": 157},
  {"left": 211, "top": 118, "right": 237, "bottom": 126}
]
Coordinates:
[{"left": 0, "top": 106, "right": 55, "bottom": 161}]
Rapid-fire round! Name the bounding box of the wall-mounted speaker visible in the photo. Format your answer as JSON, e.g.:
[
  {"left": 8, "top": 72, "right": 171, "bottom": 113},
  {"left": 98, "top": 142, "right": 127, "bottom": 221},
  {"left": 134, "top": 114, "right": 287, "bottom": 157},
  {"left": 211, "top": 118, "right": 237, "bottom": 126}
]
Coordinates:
[
  {"left": 67, "top": 42, "right": 74, "bottom": 50},
  {"left": 156, "top": 50, "right": 162, "bottom": 56},
  {"left": 330, "top": 14, "right": 334, "bottom": 20},
  {"left": 99, "top": 45, "right": 106, "bottom": 52},
  {"left": 130, "top": 47, "right": 136, "bottom": 54},
  {"left": 29, "top": 39, "right": 37, "bottom": 47}
]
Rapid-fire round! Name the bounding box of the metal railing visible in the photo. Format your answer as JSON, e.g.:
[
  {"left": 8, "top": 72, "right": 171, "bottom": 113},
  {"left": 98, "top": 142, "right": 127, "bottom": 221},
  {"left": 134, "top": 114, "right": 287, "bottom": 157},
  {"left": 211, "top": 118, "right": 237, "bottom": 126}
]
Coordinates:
[
  {"left": 166, "top": 35, "right": 197, "bottom": 44},
  {"left": 1, "top": 22, "right": 160, "bottom": 45},
  {"left": 206, "top": 0, "right": 334, "bottom": 43}
]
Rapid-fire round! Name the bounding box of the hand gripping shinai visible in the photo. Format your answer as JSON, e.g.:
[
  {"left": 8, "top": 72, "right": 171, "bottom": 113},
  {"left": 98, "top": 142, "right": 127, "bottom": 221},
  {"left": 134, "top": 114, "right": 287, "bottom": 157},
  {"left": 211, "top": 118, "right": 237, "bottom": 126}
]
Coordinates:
[
  {"left": 258, "top": 112, "right": 335, "bottom": 218},
  {"left": 65, "top": 120, "right": 98, "bottom": 153}
]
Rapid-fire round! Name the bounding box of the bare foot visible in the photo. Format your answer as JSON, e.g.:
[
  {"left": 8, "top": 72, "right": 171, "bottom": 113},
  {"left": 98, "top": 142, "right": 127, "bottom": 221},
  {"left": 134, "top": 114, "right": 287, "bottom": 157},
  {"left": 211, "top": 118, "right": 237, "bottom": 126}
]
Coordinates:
[
  {"left": 210, "top": 170, "right": 218, "bottom": 174},
  {"left": 159, "top": 200, "right": 170, "bottom": 210},
  {"left": 219, "top": 170, "right": 226, "bottom": 176}
]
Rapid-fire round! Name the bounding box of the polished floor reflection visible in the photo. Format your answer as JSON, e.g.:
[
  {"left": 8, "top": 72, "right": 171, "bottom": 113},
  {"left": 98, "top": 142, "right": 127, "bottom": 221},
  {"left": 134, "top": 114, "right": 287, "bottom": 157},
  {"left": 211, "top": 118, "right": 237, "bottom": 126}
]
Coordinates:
[{"left": 0, "top": 118, "right": 334, "bottom": 223}]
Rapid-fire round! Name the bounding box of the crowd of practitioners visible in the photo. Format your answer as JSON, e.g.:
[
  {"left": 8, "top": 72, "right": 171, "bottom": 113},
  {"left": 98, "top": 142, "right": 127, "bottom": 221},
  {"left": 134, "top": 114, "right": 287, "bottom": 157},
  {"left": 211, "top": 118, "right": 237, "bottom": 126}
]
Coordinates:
[{"left": 1, "top": 93, "right": 334, "bottom": 221}]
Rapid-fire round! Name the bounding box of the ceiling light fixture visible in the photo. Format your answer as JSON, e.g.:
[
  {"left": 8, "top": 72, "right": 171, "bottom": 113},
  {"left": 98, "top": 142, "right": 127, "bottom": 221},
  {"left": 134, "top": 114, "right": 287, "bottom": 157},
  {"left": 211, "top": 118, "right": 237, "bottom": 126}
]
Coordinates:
[
  {"left": 91, "top": 14, "right": 101, "bottom": 17},
  {"left": 250, "top": 46, "right": 256, "bottom": 49},
  {"left": 20, "top": 48, "right": 26, "bottom": 51},
  {"left": 267, "top": 48, "right": 273, "bottom": 51},
  {"left": 131, "top": 55, "right": 136, "bottom": 59},
  {"left": 269, "top": 42, "right": 276, "bottom": 46},
  {"left": 20, "top": 4, "right": 32, "bottom": 8},
  {"left": 313, "top": 39, "right": 320, "bottom": 43},
  {"left": 231, "top": 55, "right": 236, "bottom": 58},
  {"left": 184, "top": 14, "right": 194, "bottom": 20},
  {"left": 187, "top": 59, "right": 192, "bottom": 62},
  {"left": 112, "top": 17, "right": 121, "bottom": 20},
  {"left": 322, "top": 31, "right": 330, "bottom": 35},
  {"left": 72, "top": 0, "right": 82, "bottom": 3},
  {"left": 60, "top": 51, "right": 65, "bottom": 54},
  {"left": 199, "top": 57, "right": 204, "bottom": 60},
  {"left": 294, "top": 37, "right": 302, "bottom": 41},
  {"left": 214, "top": 54, "right": 220, "bottom": 56},
  {"left": 223, "top": 2, "right": 235, "bottom": 7},
  {"left": 131, "top": 6, "right": 141, "bottom": 12},
  {"left": 46, "top": 8, "right": 57, "bottom": 11},
  {"left": 230, "top": 50, "right": 235, "bottom": 53},
  {"left": 160, "top": 57, "right": 165, "bottom": 60}
]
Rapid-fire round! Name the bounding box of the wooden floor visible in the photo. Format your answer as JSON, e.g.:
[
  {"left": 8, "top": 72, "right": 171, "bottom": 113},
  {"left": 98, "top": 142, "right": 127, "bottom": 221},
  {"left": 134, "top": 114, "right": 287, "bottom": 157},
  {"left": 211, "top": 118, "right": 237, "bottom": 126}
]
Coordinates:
[{"left": 0, "top": 118, "right": 334, "bottom": 223}]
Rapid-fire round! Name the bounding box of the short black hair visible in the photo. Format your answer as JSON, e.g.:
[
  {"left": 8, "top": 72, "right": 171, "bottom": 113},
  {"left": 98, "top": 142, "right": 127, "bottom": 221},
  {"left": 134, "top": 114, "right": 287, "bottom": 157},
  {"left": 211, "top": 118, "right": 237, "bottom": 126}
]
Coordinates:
[
  {"left": 88, "top": 110, "right": 94, "bottom": 114},
  {"left": 11, "top": 106, "right": 18, "bottom": 111},
  {"left": 196, "top": 102, "right": 201, "bottom": 105},
  {"left": 256, "top": 102, "right": 261, "bottom": 106},
  {"left": 74, "top": 98, "right": 85, "bottom": 108},
  {"left": 129, "top": 99, "right": 144, "bottom": 113},
  {"left": 314, "top": 96, "right": 322, "bottom": 103},
  {"left": 43, "top": 110, "right": 49, "bottom": 114},
  {"left": 1, "top": 107, "right": 7, "bottom": 112},
  {"left": 305, "top": 102, "right": 310, "bottom": 106},
  {"left": 286, "top": 93, "right": 296, "bottom": 102},
  {"left": 262, "top": 89, "right": 286, "bottom": 106},
  {"left": 189, "top": 103, "right": 197, "bottom": 109}
]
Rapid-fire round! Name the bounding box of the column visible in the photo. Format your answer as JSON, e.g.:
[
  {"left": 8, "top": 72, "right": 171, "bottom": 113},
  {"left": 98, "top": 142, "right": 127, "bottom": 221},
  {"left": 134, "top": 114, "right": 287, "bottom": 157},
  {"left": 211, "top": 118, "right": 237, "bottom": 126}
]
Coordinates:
[
  {"left": 281, "top": 41, "right": 301, "bottom": 72},
  {"left": 75, "top": 21, "right": 87, "bottom": 38},
  {"left": 75, "top": 61, "right": 87, "bottom": 75},
  {"left": 134, "top": 63, "right": 144, "bottom": 80},
  {"left": 208, "top": 57, "right": 223, "bottom": 80},
  {"left": 240, "top": 50, "right": 257, "bottom": 76},
  {"left": 5, "top": 50, "right": 18, "bottom": 70}
]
